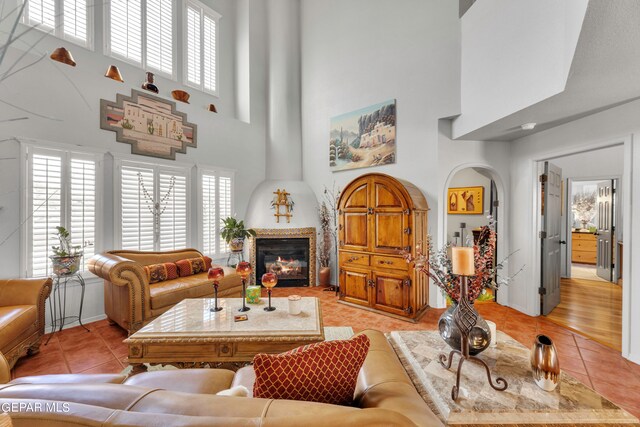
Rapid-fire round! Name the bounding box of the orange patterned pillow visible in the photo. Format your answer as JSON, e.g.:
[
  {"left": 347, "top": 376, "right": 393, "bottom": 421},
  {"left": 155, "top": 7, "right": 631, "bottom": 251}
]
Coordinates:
[
  {"left": 252, "top": 334, "right": 370, "bottom": 405},
  {"left": 143, "top": 262, "right": 178, "bottom": 284},
  {"left": 175, "top": 256, "right": 213, "bottom": 277}
]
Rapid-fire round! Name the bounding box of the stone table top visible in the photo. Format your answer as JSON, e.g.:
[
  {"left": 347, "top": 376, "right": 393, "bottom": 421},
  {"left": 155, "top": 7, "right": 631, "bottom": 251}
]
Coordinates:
[
  {"left": 130, "top": 297, "right": 323, "bottom": 340},
  {"left": 388, "top": 330, "right": 639, "bottom": 426}
]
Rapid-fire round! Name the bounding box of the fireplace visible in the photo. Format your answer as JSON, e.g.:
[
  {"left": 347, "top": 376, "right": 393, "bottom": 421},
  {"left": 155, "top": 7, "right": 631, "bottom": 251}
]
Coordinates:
[{"left": 250, "top": 228, "right": 316, "bottom": 288}]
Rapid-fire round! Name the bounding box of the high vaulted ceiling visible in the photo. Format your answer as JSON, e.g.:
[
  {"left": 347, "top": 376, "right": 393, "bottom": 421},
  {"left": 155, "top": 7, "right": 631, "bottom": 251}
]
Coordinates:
[{"left": 454, "top": 0, "right": 640, "bottom": 142}]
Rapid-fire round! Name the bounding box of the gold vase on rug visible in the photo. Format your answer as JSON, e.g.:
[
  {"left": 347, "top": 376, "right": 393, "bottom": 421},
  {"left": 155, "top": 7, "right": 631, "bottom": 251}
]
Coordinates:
[{"left": 530, "top": 334, "right": 560, "bottom": 391}]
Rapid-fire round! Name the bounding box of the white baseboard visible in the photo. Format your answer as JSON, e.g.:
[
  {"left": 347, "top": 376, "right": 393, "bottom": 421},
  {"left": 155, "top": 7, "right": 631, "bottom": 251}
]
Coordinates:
[
  {"left": 45, "top": 314, "right": 107, "bottom": 334},
  {"left": 625, "top": 352, "right": 640, "bottom": 365}
]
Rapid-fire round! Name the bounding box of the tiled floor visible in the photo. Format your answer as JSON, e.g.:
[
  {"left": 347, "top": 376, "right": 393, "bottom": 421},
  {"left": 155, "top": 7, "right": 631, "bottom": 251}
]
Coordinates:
[{"left": 11, "top": 286, "right": 640, "bottom": 418}]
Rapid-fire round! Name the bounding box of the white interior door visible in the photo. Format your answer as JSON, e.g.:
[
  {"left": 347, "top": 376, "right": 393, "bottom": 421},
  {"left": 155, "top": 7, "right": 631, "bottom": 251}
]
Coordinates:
[
  {"left": 596, "top": 180, "right": 614, "bottom": 282},
  {"left": 541, "top": 161, "right": 562, "bottom": 315}
]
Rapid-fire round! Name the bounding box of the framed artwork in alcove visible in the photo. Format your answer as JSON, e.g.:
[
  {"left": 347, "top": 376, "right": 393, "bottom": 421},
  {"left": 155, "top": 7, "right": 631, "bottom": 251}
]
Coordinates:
[
  {"left": 329, "top": 99, "right": 396, "bottom": 171},
  {"left": 448, "top": 186, "right": 484, "bottom": 214}
]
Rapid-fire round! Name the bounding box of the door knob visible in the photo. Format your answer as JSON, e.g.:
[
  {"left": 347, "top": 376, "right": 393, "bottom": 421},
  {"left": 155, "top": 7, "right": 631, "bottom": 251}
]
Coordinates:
[{"left": 559, "top": 240, "right": 566, "bottom": 245}]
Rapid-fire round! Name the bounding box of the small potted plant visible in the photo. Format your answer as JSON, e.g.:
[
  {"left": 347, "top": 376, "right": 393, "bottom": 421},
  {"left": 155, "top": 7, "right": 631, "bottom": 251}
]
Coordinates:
[
  {"left": 50, "top": 226, "right": 83, "bottom": 276},
  {"left": 220, "top": 217, "right": 256, "bottom": 252}
]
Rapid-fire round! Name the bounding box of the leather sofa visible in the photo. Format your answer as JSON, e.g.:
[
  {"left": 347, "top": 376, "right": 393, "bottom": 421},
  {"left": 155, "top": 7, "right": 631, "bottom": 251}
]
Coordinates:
[
  {"left": 0, "top": 279, "right": 52, "bottom": 369},
  {"left": 0, "top": 330, "right": 443, "bottom": 426},
  {"left": 88, "top": 249, "right": 242, "bottom": 334}
]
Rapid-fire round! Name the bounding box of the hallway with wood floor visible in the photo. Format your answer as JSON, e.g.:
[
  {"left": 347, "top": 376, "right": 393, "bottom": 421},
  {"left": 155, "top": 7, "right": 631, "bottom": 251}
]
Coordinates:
[{"left": 546, "top": 277, "right": 622, "bottom": 350}]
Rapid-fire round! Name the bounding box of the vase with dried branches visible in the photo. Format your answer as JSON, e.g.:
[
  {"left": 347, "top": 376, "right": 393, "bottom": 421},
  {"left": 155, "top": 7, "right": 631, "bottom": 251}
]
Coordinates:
[{"left": 317, "top": 184, "right": 340, "bottom": 292}]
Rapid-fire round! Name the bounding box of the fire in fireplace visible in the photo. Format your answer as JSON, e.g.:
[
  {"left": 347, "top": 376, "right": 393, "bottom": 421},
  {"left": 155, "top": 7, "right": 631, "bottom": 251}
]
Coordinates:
[{"left": 256, "top": 238, "right": 310, "bottom": 287}]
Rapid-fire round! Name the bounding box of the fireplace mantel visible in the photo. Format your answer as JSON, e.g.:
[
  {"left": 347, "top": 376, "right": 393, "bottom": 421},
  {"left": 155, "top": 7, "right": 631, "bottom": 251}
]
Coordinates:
[{"left": 249, "top": 228, "right": 316, "bottom": 287}]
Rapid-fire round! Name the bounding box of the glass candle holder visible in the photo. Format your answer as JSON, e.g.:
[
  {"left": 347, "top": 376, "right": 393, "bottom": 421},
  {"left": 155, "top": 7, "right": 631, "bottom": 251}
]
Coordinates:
[
  {"left": 236, "top": 262, "right": 252, "bottom": 312},
  {"left": 261, "top": 273, "right": 278, "bottom": 312},
  {"left": 208, "top": 266, "right": 224, "bottom": 312}
]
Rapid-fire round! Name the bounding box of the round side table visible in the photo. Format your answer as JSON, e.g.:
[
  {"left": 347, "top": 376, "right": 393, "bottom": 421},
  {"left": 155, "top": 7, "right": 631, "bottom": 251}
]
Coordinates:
[{"left": 45, "top": 272, "right": 89, "bottom": 344}]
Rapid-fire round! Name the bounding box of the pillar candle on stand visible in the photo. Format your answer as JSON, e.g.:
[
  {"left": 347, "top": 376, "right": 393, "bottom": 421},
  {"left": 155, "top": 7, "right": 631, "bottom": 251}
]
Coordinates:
[{"left": 451, "top": 247, "right": 475, "bottom": 276}]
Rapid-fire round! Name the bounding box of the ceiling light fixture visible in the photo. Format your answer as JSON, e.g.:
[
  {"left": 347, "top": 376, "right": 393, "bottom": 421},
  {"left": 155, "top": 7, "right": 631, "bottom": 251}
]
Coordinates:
[{"left": 521, "top": 122, "right": 536, "bottom": 131}]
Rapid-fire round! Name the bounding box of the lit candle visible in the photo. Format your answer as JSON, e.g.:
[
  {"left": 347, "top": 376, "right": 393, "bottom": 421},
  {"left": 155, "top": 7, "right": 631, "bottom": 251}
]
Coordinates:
[{"left": 451, "top": 247, "right": 475, "bottom": 276}]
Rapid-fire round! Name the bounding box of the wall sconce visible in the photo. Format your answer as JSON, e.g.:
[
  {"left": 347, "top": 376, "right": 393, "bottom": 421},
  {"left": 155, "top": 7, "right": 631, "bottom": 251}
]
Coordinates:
[
  {"left": 104, "top": 65, "right": 124, "bottom": 82},
  {"left": 50, "top": 47, "right": 76, "bottom": 67},
  {"left": 208, "top": 104, "right": 217, "bottom": 113}
]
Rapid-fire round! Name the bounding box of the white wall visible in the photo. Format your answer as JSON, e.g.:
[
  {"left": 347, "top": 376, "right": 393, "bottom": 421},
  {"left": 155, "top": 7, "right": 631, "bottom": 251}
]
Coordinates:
[
  {"left": 0, "top": 0, "right": 270, "bottom": 327},
  {"left": 452, "top": 0, "right": 588, "bottom": 138},
  {"left": 509, "top": 98, "right": 640, "bottom": 363},
  {"left": 446, "top": 168, "right": 492, "bottom": 242},
  {"left": 300, "top": 0, "right": 461, "bottom": 306}
]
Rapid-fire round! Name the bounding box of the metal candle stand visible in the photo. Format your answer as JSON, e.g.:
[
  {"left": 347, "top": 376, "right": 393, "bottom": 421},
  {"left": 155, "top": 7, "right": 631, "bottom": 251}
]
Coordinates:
[{"left": 438, "top": 275, "right": 508, "bottom": 400}]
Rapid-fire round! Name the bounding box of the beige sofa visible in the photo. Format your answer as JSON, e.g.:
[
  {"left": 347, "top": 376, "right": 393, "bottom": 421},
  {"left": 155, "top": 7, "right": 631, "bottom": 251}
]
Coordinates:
[
  {"left": 0, "top": 330, "right": 443, "bottom": 426},
  {"left": 0, "top": 278, "right": 52, "bottom": 368},
  {"left": 88, "top": 249, "right": 242, "bottom": 334}
]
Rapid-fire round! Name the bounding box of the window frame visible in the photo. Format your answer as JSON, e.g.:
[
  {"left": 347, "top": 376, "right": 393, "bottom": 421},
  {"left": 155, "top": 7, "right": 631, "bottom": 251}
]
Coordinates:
[
  {"left": 21, "top": 0, "right": 94, "bottom": 49},
  {"left": 103, "top": 0, "right": 178, "bottom": 80},
  {"left": 197, "top": 165, "right": 235, "bottom": 258},
  {"left": 183, "top": 0, "right": 221, "bottom": 97},
  {"left": 21, "top": 141, "right": 104, "bottom": 279},
  {"left": 113, "top": 156, "right": 192, "bottom": 251}
]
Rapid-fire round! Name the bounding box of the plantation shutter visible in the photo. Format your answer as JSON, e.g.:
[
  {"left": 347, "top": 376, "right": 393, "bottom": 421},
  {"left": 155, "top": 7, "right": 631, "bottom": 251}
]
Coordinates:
[
  {"left": 218, "top": 175, "right": 232, "bottom": 253},
  {"left": 185, "top": 4, "right": 201, "bottom": 86},
  {"left": 63, "top": 0, "right": 88, "bottom": 43},
  {"left": 31, "top": 153, "right": 63, "bottom": 277},
  {"left": 110, "top": 0, "right": 142, "bottom": 63},
  {"left": 146, "top": 0, "right": 173, "bottom": 75},
  {"left": 69, "top": 158, "right": 96, "bottom": 271},
  {"left": 203, "top": 13, "right": 216, "bottom": 92},
  {"left": 201, "top": 174, "right": 216, "bottom": 255},
  {"left": 26, "top": 0, "right": 56, "bottom": 29},
  {"left": 120, "top": 165, "right": 155, "bottom": 251},
  {"left": 159, "top": 171, "right": 187, "bottom": 251}
]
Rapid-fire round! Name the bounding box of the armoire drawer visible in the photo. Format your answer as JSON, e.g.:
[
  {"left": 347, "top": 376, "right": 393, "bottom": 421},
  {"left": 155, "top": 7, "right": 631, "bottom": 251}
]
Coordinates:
[
  {"left": 339, "top": 252, "right": 370, "bottom": 267},
  {"left": 371, "top": 255, "right": 407, "bottom": 271}
]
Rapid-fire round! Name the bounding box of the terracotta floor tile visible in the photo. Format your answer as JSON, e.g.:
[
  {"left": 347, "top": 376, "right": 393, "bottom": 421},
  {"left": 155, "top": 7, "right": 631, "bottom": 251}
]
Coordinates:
[
  {"left": 78, "top": 359, "right": 124, "bottom": 375},
  {"left": 560, "top": 355, "right": 588, "bottom": 375}
]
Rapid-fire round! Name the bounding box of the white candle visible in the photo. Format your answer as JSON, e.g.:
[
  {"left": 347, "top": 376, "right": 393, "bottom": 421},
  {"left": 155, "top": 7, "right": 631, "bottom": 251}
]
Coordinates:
[
  {"left": 452, "top": 247, "right": 475, "bottom": 276},
  {"left": 486, "top": 320, "right": 497, "bottom": 347}
]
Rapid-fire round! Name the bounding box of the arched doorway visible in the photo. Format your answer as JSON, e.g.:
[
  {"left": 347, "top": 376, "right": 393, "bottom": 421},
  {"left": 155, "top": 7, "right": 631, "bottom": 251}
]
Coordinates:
[{"left": 439, "top": 164, "right": 508, "bottom": 308}]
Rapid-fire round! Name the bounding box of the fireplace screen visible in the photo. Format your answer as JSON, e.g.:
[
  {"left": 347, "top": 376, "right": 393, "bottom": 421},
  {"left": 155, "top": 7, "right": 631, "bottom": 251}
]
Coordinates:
[{"left": 256, "top": 238, "right": 310, "bottom": 287}]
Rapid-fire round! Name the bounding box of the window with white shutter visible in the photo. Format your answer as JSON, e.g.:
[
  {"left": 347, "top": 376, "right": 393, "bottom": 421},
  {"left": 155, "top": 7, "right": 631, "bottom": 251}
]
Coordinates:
[
  {"left": 23, "top": 0, "right": 92, "bottom": 48},
  {"left": 26, "top": 146, "right": 100, "bottom": 278},
  {"left": 118, "top": 161, "right": 189, "bottom": 251},
  {"left": 184, "top": 0, "right": 220, "bottom": 95},
  {"left": 106, "top": 0, "right": 174, "bottom": 77},
  {"left": 199, "top": 169, "right": 233, "bottom": 257}
]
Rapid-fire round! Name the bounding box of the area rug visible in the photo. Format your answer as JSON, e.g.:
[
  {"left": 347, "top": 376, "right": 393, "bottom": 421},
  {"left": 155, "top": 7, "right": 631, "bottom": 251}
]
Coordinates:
[
  {"left": 387, "top": 330, "right": 639, "bottom": 425},
  {"left": 121, "top": 326, "right": 354, "bottom": 375}
]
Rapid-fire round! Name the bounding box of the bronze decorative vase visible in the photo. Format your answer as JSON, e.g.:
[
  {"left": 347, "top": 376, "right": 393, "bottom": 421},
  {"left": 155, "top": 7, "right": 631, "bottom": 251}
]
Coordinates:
[
  {"left": 530, "top": 334, "right": 560, "bottom": 391},
  {"left": 319, "top": 266, "right": 331, "bottom": 287},
  {"left": 439, "top": 303, "right": 491, "bottom": 355}
]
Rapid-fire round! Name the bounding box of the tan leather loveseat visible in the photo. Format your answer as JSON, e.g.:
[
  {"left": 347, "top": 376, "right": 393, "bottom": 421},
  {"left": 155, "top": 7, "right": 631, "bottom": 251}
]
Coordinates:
[
  {"left": 0, "top": 278, "right": 52, "bottom": 368},
  {"left": 88, "top": 249, "right": 242, "bottom": 334},
  {"left": 0, "top": 330, "right": 443, "bottom": 426}
]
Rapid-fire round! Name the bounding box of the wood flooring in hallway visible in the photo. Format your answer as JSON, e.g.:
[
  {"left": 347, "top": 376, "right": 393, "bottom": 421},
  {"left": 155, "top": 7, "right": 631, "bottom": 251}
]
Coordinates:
[{"left": 547, "top": 277, "right": 622, "bottom": 351}]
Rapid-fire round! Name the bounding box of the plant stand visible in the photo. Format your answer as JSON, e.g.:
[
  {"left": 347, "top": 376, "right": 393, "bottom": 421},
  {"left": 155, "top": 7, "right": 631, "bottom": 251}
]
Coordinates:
[
  {"left": 45, "top": 272, "right": 89, "bottom": 345},
  {"left": 226, "top": 251, "right": 244, "bottom": 268}
]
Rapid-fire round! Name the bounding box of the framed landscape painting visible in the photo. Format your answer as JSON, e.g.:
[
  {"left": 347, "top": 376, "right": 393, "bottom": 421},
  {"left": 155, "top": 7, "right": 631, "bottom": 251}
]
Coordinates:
[
  {"left": 447, "top": 186, "right": 484, "bottom": 215},
  {"left": 329, "top": 99, "right": 396, "bottom": 171}
]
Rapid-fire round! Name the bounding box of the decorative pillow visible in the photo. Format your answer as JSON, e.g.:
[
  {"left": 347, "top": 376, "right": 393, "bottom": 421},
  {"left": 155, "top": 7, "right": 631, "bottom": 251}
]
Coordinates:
[
  {"left": 143, "top": 262, "right": 178, "bottom": 284},
  {"left": 175, "top": 256, "right": 213, "bottom": 277},
  {"left": 252, "top": 334, "right": 370, "bottom": 406}
]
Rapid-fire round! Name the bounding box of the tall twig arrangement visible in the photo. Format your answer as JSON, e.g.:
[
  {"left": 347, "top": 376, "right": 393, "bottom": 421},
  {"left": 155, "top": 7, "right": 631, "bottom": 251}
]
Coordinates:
[
  {"left": 404, "top": 217, "right": 523, "bottom": 303},
  {"left": 319, "top": 184, "right": 341, "bottom": 282}
]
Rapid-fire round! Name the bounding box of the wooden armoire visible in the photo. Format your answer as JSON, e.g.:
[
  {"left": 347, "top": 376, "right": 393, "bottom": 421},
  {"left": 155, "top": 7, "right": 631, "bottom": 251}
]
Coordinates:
[{"left": 337, "top": 173, "right": 429, "bottom": 322}]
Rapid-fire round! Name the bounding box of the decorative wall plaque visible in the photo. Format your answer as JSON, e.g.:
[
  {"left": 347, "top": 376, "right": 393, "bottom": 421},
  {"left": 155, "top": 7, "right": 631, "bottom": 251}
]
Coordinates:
[{"left": 100, "top": 90, "right": 197, "bottom": 160}]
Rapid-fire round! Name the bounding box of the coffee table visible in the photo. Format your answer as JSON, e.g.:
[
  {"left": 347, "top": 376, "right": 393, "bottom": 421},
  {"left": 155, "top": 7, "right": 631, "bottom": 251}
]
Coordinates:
[
  {"left": 125, "top": 297, "right": 324, "bottom": 371},
  {"left": 388, "top": 330, "right": 640, "bottom": 426}
]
